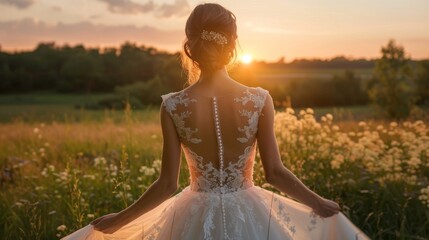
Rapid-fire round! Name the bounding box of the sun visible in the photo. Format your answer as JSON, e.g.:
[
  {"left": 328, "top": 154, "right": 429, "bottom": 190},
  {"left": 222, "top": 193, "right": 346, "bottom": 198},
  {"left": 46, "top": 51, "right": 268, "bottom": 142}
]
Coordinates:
[{"left": 240, "top": 54, "right": 253, "bottom": 64}]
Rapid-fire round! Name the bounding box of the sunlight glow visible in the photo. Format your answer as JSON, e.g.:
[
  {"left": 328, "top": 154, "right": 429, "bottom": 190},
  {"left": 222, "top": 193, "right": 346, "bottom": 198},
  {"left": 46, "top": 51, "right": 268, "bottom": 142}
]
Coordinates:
[{"left": 241, "top": 54, "right": 253, "bottom": 64}]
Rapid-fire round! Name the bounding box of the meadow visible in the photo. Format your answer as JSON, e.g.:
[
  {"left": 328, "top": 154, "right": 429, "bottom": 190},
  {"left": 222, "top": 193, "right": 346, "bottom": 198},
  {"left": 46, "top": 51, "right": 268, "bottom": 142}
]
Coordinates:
[{"left": 0, "top": 94, "right": 428, "bottom": 239}]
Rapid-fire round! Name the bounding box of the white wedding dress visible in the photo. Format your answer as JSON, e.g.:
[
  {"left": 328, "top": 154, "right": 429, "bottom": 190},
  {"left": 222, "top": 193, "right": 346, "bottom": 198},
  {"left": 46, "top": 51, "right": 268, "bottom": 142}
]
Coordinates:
[{"left": 62, "top": 87, "right": 369, "bottom": 240}]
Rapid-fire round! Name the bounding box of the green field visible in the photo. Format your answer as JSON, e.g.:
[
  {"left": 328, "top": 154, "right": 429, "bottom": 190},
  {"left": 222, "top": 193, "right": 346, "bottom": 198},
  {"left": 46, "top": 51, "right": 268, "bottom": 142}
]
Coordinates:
[
  {"left": 0, "top": 93, "right": 160, "bottom": 123},
  {"left": 1, "top": 94, "right": 428, "bottom": 239},
  {"left": 0, "top": 93, "right": 379, "bottom": 123}
]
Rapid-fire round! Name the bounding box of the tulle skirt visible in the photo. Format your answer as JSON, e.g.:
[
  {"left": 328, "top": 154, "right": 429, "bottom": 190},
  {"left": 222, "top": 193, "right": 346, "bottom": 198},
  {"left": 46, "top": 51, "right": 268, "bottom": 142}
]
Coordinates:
[{"left": 62, "top": 186, "right": 369, "bottom": 240}]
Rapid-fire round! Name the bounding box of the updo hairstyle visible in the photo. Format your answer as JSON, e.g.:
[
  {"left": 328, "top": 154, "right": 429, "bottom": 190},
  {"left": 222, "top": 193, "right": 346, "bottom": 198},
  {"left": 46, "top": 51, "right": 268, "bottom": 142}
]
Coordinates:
[{"left": 182, "top": 3, "right": 238, "bottom": 83}]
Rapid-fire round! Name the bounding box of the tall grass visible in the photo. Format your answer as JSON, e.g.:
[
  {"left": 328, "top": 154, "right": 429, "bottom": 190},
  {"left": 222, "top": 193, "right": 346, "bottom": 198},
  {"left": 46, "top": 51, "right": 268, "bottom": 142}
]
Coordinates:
[{"left": 0, "top": 107, "right": 428, "bottom": 239}]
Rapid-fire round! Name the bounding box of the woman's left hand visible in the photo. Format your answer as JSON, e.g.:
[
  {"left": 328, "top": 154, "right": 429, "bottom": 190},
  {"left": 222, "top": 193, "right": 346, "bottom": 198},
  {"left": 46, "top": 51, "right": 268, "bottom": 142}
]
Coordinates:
[{"left": 91, "top": 213, "right": 123, "bottom": 234}]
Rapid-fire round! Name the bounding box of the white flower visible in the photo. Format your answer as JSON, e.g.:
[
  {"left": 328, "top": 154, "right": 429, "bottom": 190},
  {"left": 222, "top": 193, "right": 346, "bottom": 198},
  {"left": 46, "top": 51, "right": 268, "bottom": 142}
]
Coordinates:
[
  {"left": 152, "top": 159, "right": 162, "bottom": 171},
  {"left": 48, "top": 164, "right": 55, "bottom": 172},
  {"left": 306, "top": 108, "right": 314, "bottom": 115},
  {"left": 139, "top": 166, "right": 155, "bottom": 176},
  {"left": 57, "top": 225, "right": 67, "bottom": 231},
  {"left": 94, "top": 157, "right": 107, "bottom": 167}
]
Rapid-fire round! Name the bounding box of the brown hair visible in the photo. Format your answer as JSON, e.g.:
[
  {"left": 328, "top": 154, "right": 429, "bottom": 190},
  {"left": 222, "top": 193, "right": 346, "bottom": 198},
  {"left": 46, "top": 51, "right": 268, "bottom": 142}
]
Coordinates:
[{"left": 182, "top": 3, "right": 238, "bottom": 84}]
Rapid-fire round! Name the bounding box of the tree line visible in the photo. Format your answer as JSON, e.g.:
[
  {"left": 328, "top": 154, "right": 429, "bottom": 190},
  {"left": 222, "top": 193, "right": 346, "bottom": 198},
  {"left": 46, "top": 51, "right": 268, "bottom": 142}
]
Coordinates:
[
  {"left": 0, "top": 42, "right": 186, "bottom": 94},
  {"left": 0, "top": 41, "right": 428, "bottom": 118}
]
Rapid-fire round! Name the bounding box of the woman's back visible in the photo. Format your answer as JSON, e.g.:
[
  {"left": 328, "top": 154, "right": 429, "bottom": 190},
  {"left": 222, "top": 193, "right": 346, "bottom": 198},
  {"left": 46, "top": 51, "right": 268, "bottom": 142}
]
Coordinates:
[{"left": 161, "top": 85, "right": 269, "bottom": 193}]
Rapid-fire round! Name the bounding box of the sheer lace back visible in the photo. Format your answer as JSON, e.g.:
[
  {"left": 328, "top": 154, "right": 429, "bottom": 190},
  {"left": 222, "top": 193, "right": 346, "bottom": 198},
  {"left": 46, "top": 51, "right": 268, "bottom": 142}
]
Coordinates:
[{"left": 162, "top": 86, "right": 268, "bottom": 194}]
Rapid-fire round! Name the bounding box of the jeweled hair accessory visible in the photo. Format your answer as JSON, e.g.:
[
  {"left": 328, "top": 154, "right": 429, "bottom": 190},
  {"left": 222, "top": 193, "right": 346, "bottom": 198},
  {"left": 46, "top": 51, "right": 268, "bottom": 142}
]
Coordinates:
[{"left": 200, "top": 30, "right": 228, "bottom": 45}]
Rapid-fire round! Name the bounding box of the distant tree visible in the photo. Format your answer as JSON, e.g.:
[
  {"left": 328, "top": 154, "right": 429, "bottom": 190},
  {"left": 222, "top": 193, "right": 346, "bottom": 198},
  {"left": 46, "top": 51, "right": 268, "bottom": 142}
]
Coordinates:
[
  {"left": 331, "top": 70, "right": 368, "bottom": 105},
  {"left": 59, "top": 51, "right": 104, "bottom": 93},
  {"left": 414, "top": 60, "right": 429, "bottom": 106},
  {"left": 365, "top": 40, "right": 415, "bottom": 118}
]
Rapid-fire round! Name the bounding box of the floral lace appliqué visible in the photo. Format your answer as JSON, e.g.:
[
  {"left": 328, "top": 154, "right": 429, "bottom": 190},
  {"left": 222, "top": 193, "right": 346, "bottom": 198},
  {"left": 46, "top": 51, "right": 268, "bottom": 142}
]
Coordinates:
[
  {"left": 162, "top": 91, "right": 202, "bottom": 144},
  {"left": 234, "top": 88, "right": 268, "bottom": 143},
  {"left": 273, "top": 197, "right": 297, "bottom": 236},
  {"left": 185, "top": 143, "right": 255, "bottom": 193}
]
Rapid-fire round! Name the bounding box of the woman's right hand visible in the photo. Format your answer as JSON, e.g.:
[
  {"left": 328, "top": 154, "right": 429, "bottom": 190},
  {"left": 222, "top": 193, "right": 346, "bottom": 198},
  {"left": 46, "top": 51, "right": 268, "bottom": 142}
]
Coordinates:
[{"left": 313, "top": 197, "right": 340, "bottom": 218}]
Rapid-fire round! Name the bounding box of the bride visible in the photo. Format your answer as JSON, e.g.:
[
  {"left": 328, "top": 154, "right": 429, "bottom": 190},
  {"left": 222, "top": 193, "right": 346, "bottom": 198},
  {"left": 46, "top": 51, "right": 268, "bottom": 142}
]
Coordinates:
[{"left": 63, "top": 3, "right": 369, "bottom": 240}]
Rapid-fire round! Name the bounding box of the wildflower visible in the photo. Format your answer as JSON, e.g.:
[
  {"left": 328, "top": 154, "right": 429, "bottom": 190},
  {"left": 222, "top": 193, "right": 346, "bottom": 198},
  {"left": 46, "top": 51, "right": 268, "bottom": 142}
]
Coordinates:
[
  {"left": 57, "top": 225, "right": 67, "bottom": 231},
  {"left": 152, "top": 159, "right": 162, "bottom": 171},
  {"left": 33, "top": 128, "right": 39, "bottom": 133},
  {"left": 87, "top": 214, "right": 95, "bottom": 218},
  {"left": 285, "top": 108, "right": 295, "bottom": 115},
  {"left": 94, "top": 157, "right": 107, "bottom": 167},
  {"left": 419, "top": 186, "right": 429, "bottom": 208},
  {"left": 390, "top": 122, "right": 398, "bottom": 128},
  {"left": 139, "top": 166, "right": 155, "bottom": 176},
  {"left": 48, "top": 164, "right": 55, "bottom": 171},
  {"left": 358, "top": 121, "right": 366, "bottom": 127},
  {"left": 83, "top": 174, "right": 96, "bottom": 180},
  {"left": 330, "top": 154, "right": 345, "bottom": 169},
  {"left": 306, "top": 108, "right": 314, "bottom": 115},
  {"left": 326, "top": 114, "right": 333, "bottom": 121},
  {"left": 408, "top": 157, "right": 421, "bottom": 167}
]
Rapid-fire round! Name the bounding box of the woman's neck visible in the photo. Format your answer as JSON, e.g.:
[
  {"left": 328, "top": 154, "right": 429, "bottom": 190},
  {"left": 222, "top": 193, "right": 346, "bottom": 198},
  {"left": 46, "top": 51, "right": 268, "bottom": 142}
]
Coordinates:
[
  {"left": 198, "top": 67, "right": 231, "bottom": 86},
  {"left": 189, "top": 67, "right": 244, "bottom": 96}
]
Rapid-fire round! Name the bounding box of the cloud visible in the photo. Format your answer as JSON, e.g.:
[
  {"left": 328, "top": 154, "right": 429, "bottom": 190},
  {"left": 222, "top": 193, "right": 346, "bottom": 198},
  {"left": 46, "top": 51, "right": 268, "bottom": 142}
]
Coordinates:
[
  {"left": 157, "top": 0, "right": 190, "bottom": 18},
  {"left": 0, "top": 18, "right": 184, "bottom": 51},
  {"left": 0, "top": 0, "right": 35, "bottom": 9},
  {"left": 97, "top": 0, "right": 190, "bottom": 17},
  {"left": 97, "top": 0, "right": 155, "bottom": 14}
]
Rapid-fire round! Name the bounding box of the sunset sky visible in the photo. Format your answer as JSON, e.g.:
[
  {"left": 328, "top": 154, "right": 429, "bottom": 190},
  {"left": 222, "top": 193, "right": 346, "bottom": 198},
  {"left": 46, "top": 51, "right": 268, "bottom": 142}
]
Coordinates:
[{"left": 0, "top": 0, "right": 428, "bottom": 61}]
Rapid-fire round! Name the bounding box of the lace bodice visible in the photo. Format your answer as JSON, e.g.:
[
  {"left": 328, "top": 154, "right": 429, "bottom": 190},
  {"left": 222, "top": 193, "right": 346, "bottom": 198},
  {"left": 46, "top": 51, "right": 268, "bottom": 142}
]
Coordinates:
[{"left": 161, "top": 86, "right": 269, "bottom": 194}]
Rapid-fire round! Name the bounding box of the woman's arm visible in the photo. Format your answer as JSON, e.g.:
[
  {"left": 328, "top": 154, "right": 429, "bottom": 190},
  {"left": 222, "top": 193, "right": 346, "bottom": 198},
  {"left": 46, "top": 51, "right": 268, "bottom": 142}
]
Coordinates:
[
  {"left": 257, "top": 94, "right": 339, "bottom": 218},
  {"left": 92, "top": 102, "right": 182, "bottom": 233}
]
